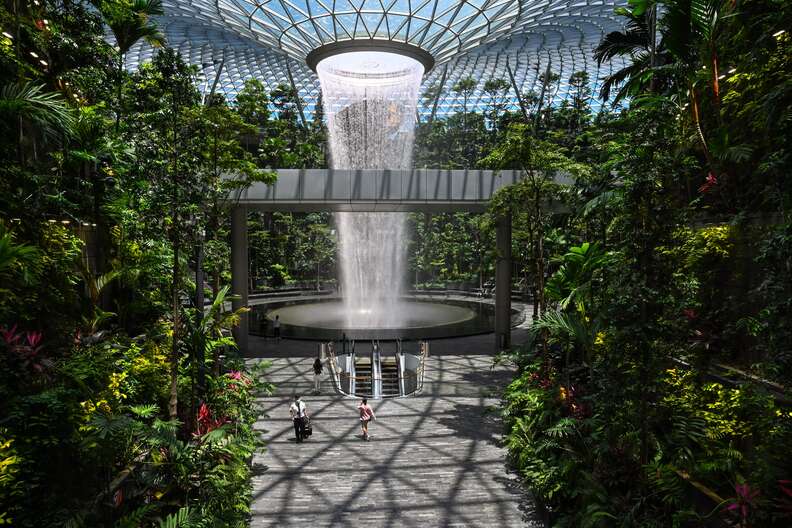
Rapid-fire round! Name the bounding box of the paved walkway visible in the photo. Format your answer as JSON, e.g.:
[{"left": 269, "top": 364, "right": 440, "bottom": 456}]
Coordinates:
[{"left": 249, "top": 347, "right": 541, "bottom": 527}]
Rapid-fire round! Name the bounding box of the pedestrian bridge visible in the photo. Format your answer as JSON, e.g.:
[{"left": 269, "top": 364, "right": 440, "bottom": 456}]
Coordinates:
[
  {"left": 231, "top": 168, "right": 570, "bottom": 212},
  {"left": 230, "top": 167, "right": 571, "bottom": 355}
]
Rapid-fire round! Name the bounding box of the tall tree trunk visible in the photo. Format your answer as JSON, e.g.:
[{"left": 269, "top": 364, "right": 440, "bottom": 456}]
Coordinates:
[
  {"left": 116, "top": 54, "right": 123, "bottom": 132},
  {"left": 533, "top": 178, "right": 546, "bottom": 318},
  {"left": 534, "top": 63, "right": 552, "bottom": 134},
  {"left": 169, "top": 83, "right": 181, "bottom": 421},
  {"left": 212, "top": 267, "right": 221, "bottom": 300},
  {"left": 690, "top": 88, "right": 717, "bottom": 173},
  {"left": 648, "top": 6, "right": 657, "bottom": 94},
  {"left": 711, "top": 47, "right": 720, "bottom": 108},
  {"left": 638, "top": 188, "right": 651, "bottom": 466},
  {"left": 528, "top": 225, "right": 538, "bottom": 321},
  {"left": 169, "top": 240, "right": 181, "bottom": 420}
]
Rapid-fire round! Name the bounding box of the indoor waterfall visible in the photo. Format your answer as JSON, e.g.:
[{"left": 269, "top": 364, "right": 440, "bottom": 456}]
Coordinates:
[{"left": 316, "top": 51, "right": 423, "bottom": 328}]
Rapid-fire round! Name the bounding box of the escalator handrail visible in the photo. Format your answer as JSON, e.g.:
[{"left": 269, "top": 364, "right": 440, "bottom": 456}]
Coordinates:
[
  {"left": 325, "top": 342, "right": 341, "bottom": 393},
  {"left": 371, "top": 340, "right": 381, "bottom": 399}
]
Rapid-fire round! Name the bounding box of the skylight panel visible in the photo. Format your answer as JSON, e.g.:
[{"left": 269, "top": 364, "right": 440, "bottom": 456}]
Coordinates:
[
  {"left": 361, "top": 0, "right": 381, "bottom": 11},
  {"left": 151, "top": 0, "right": 629, "bottom": 118},
  {"left": 334, "top": 0, "right": 357, "bottom": 13}
]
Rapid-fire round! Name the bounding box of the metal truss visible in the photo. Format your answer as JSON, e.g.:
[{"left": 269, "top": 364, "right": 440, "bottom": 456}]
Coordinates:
[{"left": 124, "top": 1, "right": 630, "bottom": 117}]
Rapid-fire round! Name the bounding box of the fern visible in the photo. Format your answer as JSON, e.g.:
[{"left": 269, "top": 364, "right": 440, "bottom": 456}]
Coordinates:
[
  {"left": 158, "top": 506, "right": 197, "bottom": 528},
  {"left": 115, "top": 504, "right": 158, "bottom": 528},
  {"left": 201, "top": 424, "right": 232, "bottom": 445},
  {"left": 546, "top": 417, "right": 577, "bottom": 439},
  {"left": 129, "top": 404, "right": 159, "bottom": 419}
]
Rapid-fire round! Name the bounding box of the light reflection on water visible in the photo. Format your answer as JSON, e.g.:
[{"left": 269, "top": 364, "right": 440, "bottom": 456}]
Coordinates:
[{"left": 268, "top": 300, "right": 476, "bottom": 330}]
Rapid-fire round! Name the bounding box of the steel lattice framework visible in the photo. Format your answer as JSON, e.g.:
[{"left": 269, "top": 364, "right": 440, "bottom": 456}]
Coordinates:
[{"left": 125, "top": 0, "right": 629, "bottom": 118}]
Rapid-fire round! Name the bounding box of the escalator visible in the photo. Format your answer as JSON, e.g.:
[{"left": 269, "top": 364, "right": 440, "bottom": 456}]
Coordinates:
[
  {"left": 326, "top": 339, "right": 429, "bottom": 398},
  {"left": 380, "top": 352, "right": 400, "bottom": 397},
  {"left": 353, "top": 352, "right": 373, "bottom": 397}
]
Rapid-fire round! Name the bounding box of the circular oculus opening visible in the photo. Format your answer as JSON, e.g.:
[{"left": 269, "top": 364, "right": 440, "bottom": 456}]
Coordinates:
[{"left": 306, "top": 40, "right": 435, "bottom": 74}]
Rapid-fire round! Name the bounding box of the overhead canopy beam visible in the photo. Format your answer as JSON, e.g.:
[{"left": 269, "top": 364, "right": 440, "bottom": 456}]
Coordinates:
[
  {"left": 206, "top": 58, "right": 225, "bottom": 105},
  {"left": 506, "top": 59, "right": 529, "bottom": 123},
  {"left": 286, "top": 62, "right": 308, "bottom": 128},
  {"left": 429, "top": 64, "right": 449, "bottom": 124}
]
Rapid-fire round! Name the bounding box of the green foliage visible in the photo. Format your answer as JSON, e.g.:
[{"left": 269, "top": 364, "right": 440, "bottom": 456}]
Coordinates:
[
  {"left": 0, "top": 82, "right": 75, "bottom": 147},
  {"left": 499, "top": 5, "right": 792, "bottom": 525},
  {"left": 504, "top": 360, "right": 792, "bottom": 526},
  {"left": 1, "top": 0, "right": 791, "bottom": 526},
  {"left": 94, "top": 0, "right": 165, "bottom": 57},
  {"left": 0, "top": 1, "right": 301, "bottom": 523},
  {"left": 0, "top": 429, "right": 22, "bottom": 525},
  {"left": 158, "top": 507, "right": 197, "bottom": 528},
  {"left": 247, "top": 211, "right": 339, "bottom": 288},
  {"left": 545, "top": 242, "right": 613, "bottom": 313},
  {"left": 0, "top": 223, "right": 39, "bottom": 283}
]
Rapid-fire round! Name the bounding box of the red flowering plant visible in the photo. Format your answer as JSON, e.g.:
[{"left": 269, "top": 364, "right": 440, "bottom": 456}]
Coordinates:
[
  {"left": 527, "top": 366, "right": 556, "bottom": 390},
  {"left": 682, "top": 308, "right": 698, "bottom": 321},
  {"left": 1, "top": 325, "right": 52, "bottom": 376},
  {"left": 681, "top": 306, "right": 719, "bottom": 355},
  {"left": 194, "top": 402, "right": 227, "bottom": 437},
  {"left": 698, "top": 172, "right": 718, "bottom": 193},
  {"left": 226, "top": 370, "right": 252, "bottom": 391},
  {"left": 776, "top": 480, "right": 792, "bottom": 519},
  {"left": 727, "top": 482, "right": 760, "bottom": 527},
  {"left": 197, "top": 361, "right": 269, "bottom": 440}
]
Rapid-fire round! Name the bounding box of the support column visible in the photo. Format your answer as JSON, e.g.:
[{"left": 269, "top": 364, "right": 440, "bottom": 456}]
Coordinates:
[
  {"left": 231, "top": 206, "right": 249, "bottom": 356},
  {"left": 495, "top": 213, "right": 512, "bottom": 351}
]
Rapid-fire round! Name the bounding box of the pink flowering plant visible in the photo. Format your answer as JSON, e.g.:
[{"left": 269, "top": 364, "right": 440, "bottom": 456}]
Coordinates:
[
  {"left": 199, "top": 359, "right": 271, "bottom": 439},
  {"left": 727, "top": 482, "right": 760, "bottom": 526},
  {"left": 1, "top": 325, "right": 52, "bottom": 376},
  {"left": 776, "top": 480, "right": 792, "bottom": 519}
]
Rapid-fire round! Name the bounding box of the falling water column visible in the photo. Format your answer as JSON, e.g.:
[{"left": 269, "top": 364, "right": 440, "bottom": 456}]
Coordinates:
[{"left": 316, "top": 51, "right": 424, "bottom": 330}]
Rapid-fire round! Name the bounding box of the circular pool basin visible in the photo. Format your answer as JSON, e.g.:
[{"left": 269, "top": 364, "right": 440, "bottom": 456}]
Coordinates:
[{"left": 248, "top": 297, "right": 516, "bottom": 340}]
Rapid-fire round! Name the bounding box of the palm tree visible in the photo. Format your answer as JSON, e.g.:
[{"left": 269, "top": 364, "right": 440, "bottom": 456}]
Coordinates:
[
  {"left": 594, "top": 8, "right": 659, "bottom": 103},
  {"left": 531, "top": 308, "right": 601, "bottom": 387},
  {"left": 595, "top": 0, "right": 731, "bottom": 175},
  {"left": 0, "top": 82, "right": 74, "bottom": 164},
  {"left": 0, "top": 224, "right": 39, "bottom": 281},
  {"left": 93, "top": 0, "right": 165, "bottom": 129},
  {"left": 545, "top": 242, "right": 612, "bottom": 315},
  {"left": 662, "top": 0, "right": 731, "bottom": 171}
]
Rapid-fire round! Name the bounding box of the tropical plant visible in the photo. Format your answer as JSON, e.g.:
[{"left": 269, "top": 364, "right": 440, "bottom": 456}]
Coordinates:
[
  {"left": 0, "top": 83, "right": 75, "bottom": 162},
  {"left": 0, "top": 224, "right": 39, "bottom": 281},
  {"left": 545, "top": 242, "right": 613, "bottom": 314},
  {"left": 93, "top": 0, "right": 165, "bottom": 128},
  {"left": 482, "top": 78, "right": 511, "bottom": 130},
  {"left": 594, "top": 4, "right": 657, "bottom": 103},
  {"left": 78, "top": 263, "right": 119, "bottom": 335},
  {"left": 485, "top": 125, "right": 587, "bottom": 318}
]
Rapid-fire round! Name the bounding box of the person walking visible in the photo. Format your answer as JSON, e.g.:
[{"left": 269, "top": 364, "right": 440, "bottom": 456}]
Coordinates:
[
  {"left": 313, "top": 357, "right": 323, "bottom": 394},
  {"left": 273, "top": 315, "right": 281, "bottom": 342},
  {"left": 289, "top": 394, "right": 308, "bottom": 443},
  {"left": 358, "top": 397, "right": 375, "bottom": 441}
]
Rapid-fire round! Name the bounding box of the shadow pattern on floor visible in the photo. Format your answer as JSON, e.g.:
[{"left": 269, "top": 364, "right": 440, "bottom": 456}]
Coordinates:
[{"left": 249, "top": 353, "right": 542, "bottom": 528}]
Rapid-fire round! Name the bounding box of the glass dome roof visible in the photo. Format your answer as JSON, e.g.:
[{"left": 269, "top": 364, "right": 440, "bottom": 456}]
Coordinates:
[
  {"left": 218, "top": 0, "right": 520, "bottom": 65},
  {"left": 127, "top": 1, "right": 630, "bottom": 117}
]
